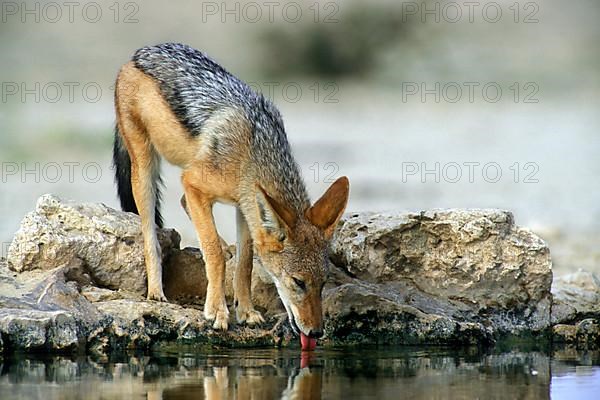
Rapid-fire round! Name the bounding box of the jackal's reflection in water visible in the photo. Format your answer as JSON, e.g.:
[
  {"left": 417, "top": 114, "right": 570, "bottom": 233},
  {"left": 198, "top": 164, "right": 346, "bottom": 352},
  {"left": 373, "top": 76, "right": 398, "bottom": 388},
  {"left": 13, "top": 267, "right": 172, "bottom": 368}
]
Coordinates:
[
  {"left": 200, "top": 364, "right": 321, "bottom": 400},
  {"left": 155, "top": 352, "right": 322, "bottom": 400},
  {"left": 208, "top": 352, "right": 320, "bottom": 399}
]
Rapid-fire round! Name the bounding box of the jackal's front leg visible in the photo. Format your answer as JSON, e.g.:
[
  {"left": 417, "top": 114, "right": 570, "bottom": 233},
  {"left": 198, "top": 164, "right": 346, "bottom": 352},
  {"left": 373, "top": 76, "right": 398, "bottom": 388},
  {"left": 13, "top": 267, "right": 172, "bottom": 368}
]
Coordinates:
[
  {"left": 182, "top": 176, "right": 229, "bottom": 330},
  {"left": 181, "top": 194, "right": 230, "bottom": 252},
  {"left": 234, "top": 208, "right": 264, "bottom": 326}
]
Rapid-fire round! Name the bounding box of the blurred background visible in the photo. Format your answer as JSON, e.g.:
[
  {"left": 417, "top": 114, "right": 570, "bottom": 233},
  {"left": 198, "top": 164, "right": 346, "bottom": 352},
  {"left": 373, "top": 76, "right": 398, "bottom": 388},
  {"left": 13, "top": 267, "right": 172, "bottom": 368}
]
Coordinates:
[{"left": 0, "top": 0, "right": 598, "bottom": 277}]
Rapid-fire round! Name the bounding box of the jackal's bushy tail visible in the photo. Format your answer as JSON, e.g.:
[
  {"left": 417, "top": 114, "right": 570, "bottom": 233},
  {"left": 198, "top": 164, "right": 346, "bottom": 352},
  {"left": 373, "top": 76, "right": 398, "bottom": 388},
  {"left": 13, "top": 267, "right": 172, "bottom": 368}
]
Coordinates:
[{"left": 112, "top": 125, "right": 164, "bottom": 228}]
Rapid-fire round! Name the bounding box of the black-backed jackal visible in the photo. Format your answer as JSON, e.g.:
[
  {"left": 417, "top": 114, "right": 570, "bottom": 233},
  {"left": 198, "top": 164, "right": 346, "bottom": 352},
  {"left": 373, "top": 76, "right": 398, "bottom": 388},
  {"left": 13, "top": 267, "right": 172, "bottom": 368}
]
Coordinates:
[{"left": 113, "top": 43, "right": 349, "bottom": 349}]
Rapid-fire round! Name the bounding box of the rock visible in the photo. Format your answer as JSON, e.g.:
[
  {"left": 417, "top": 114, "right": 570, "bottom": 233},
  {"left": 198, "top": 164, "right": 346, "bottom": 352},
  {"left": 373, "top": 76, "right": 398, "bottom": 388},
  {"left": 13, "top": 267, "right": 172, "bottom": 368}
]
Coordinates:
[
  {"left": 323, "top": 281, "right": 493, "bottom": 345},
  {"left": 552, "top": 324, "right": 577, "bottom": 343},
  {"left": 1, "top": 194, "right": 293, "bottom": 354},
  {"left": 0, "top": 195, "right": 570, "bottom": 353},
  {"left": 7, "top": 194, "right": 180, "bottom": 295},
  {"left": 330, "top": 210, "right": 553, "bottom": 336},
  {"left": 551, "top": 269, "right": 600, "bottom": 323},
  {"left": 552, "top": 319, "right": 600, "bottom": 348},
  {"left": 0, "top": 257, "right": 293, "bottom": 353},
  {"left": 550, "top": 269, "right": 600, "bottom": 346},
  {"left": 90, "top": 298, "right": 291, "bottom": 351},
  {"left": 0, "top": 308, "right": 79, "bottom": 350},
  {"left": 0, "top": 259, "right": 101, "bottom": 351},
  {"left": 163, "top": 247, "right": 209, "bottom": 304}
]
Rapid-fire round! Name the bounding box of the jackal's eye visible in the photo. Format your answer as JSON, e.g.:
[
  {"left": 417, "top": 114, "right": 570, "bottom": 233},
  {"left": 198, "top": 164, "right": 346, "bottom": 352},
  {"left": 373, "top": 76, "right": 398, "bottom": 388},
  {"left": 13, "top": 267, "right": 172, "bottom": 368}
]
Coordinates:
[{"left": 292, "top": 277, "right": 306, "bottom": 291}]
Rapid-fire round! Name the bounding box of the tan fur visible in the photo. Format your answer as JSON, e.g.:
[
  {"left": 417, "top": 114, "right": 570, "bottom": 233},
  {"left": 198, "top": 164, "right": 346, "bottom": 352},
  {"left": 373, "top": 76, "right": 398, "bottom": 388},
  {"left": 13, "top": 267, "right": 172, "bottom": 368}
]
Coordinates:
[
  {"left": 233, "top": 208, "right": 265, "bottom": 325},
  {"left": 306, "top": 177, "right": 350, "bottom": 238},
  {"left": 115, "top": 62, "right": 350, "bottom": 333},
  {"left": 117, "top": 62, "right": 198, "bottom": 168},
  {"left": 181, "top": 171, "right": 229, "bottom": 328},
  {"left": 116, "top": 64, "right": 167, "bottom": 302}
]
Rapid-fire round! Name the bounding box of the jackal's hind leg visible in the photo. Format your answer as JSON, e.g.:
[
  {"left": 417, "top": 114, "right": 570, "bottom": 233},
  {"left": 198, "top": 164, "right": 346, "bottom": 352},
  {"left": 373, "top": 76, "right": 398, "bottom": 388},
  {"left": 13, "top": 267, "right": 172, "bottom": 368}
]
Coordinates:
[
  {"left": 234, "top": 208, "right": 264, "bottom": 326},
  {"left": 117, "top": 113, "right": 166, "bottom": 302}
]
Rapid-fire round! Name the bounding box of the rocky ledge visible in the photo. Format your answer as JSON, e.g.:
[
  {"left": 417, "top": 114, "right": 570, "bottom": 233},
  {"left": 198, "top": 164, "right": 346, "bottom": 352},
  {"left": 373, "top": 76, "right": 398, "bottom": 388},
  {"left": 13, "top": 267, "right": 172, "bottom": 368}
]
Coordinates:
[{"left": 0, "top": 195, "right": 598, "bottom": 354}]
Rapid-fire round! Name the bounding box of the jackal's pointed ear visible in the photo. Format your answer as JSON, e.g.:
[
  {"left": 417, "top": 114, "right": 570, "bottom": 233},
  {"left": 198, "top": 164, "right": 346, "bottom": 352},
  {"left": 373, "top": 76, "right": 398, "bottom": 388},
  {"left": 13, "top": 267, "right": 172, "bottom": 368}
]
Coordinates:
[
  {"left": 306, "top": 176, "right": 349, "bottom": 238},
  {"left": 256, "top": 185, "right": 297, "bottom": 244}
]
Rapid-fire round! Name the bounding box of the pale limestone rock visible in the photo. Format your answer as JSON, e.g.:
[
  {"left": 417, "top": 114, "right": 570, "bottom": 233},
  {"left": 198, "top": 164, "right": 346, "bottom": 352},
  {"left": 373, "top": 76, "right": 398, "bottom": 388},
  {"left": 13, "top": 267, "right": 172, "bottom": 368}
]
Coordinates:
[
  {"left": 330, "top": 210, "right": 553, "bottom": 334},
  {"left": 0, "top": 196, "right": 571, "bottom": 353}
]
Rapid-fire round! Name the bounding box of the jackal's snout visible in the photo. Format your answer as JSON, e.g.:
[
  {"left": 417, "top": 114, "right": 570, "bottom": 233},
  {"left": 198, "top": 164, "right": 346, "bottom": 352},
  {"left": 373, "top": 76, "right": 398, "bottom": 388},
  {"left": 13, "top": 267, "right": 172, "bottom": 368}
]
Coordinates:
[
  {"left": 283, "top": 282, "right": 325, "bottom": 338},
  {"left": 308, "top": 330, "right": 323, "bottom": 339}
]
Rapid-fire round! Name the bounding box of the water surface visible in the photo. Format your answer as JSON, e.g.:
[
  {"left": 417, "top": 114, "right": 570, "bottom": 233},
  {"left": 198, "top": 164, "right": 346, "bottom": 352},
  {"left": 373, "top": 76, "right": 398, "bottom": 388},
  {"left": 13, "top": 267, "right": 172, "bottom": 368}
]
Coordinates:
[{"left": 1, "top": 346, "right": 598, "bottom": 399}]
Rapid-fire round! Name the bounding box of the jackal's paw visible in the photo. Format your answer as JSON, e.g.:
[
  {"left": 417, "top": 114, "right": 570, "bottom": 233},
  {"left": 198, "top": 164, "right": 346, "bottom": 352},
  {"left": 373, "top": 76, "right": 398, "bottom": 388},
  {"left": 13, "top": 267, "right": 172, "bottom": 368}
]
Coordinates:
[
  {"left": 236, "top": 307, "right": 265, "bottom": 326},
  {"left": 204, "top": 306, "right": 229, "bottom": 331},
  {"left": 210, "top": 310, "right": 229, "bottom": 331},
  {"left": 147, "top": 287, "right": 167, "bottom": 302}
]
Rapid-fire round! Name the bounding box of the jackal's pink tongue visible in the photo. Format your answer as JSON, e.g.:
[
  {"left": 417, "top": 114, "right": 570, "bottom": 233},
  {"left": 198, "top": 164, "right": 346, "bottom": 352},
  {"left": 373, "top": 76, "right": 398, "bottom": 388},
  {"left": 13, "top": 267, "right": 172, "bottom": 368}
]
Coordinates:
[{"left": 300, "top": 333, "right": 317, "bottom": 351}]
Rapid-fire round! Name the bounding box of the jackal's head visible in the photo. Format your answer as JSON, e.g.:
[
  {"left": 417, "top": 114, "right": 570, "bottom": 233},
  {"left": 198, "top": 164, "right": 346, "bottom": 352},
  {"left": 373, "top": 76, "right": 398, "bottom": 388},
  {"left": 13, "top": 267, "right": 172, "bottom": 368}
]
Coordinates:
[{"left": 254, "top": 177, "right": 349, "bottom": 340}]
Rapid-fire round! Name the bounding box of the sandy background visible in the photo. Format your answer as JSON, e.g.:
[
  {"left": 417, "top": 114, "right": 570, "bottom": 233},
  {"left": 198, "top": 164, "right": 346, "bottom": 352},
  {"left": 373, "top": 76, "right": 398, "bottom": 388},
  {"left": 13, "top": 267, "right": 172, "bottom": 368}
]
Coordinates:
[{"left": 1, "top": 0, "right": 598, "bottom": 276}]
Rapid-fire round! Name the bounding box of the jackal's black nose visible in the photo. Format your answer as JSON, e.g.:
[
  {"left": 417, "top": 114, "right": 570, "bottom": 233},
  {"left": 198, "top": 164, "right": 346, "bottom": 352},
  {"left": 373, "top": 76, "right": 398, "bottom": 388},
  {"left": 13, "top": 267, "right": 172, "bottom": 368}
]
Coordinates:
[{"left": 308, "top": 330, "right": 323, "bottom": 339}]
